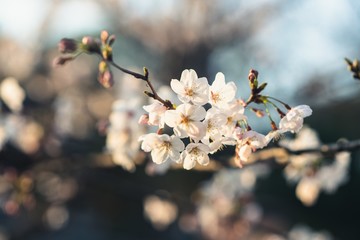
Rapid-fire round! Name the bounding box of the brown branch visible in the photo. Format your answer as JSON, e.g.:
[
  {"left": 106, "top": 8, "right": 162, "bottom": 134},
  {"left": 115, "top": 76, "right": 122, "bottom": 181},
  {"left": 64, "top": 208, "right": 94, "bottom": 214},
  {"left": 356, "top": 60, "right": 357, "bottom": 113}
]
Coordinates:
[
  {"left": 108, "top": 61, "right": 174, "bottom": 109},
  {"left": 245, "top": 138, "right": 360, "bottom": 165},
  {"left": 282, "top": 139, "right": 360, "bottom": 156}
]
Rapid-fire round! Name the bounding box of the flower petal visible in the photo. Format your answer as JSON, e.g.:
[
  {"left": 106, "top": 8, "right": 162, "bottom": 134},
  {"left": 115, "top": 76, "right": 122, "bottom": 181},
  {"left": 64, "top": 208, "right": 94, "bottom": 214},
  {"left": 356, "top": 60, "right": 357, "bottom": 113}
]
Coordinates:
[
  {"left": 151, "top": 147, "right": 169, "bottom": 164},
  {"left": 164, "top": 110, "right": 178, "bottom": 127},
  {"left": 170, "top": 79, "right": 185, "bottom": 96},
  {"left": 183, "top": 153, "right": 196, "bottom": 170}
]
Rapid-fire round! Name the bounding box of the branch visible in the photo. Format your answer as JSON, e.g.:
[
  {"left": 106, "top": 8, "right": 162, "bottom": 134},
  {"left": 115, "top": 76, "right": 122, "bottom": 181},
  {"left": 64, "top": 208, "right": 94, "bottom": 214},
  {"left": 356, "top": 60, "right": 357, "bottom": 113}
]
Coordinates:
[
  {"left": 109, "top": 61, "right": 174, "bottom": 109},
  {"left": 246, "top": 138, "right": 360, "bottom": 165}
]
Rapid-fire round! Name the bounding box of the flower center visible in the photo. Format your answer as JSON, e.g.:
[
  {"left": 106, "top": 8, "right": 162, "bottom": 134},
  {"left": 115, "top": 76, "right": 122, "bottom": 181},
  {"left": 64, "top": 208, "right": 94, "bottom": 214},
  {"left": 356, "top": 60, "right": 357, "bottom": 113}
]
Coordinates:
[
  {"left": 185, "top": 88, "right": 194, "bottom": 96},
  {"left": 227, "top": 116, "right": 233, "bottom": 124},
  {"left": 161, "top": 141, "right": 171, "bottom": 150},
  {"left": 189, "top": 147, "right": 200, "bottom": 155},
  {"left": 180, "top": 114, "right": 190, "bottom": 125},
  {"left": 210, "top": 91, "right": 220, "bottom": 103}
]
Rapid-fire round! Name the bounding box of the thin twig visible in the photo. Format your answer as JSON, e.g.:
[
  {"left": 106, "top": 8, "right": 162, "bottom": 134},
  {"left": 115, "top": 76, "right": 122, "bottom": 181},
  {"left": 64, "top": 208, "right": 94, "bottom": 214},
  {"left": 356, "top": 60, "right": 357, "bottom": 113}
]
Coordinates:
[{"left": 109, "top": 60, "right": 174, "bottom": 109}]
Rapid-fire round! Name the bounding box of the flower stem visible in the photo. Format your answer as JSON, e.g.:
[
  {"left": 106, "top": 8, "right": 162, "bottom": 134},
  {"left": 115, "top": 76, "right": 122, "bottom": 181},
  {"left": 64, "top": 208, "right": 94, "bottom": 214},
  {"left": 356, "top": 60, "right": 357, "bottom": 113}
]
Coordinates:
[
  {"left": 108, "top": 60, "right": 174, "bottom": 109},
  {"left": 265, "top": 96, "right": 291, "bottom": 110}
]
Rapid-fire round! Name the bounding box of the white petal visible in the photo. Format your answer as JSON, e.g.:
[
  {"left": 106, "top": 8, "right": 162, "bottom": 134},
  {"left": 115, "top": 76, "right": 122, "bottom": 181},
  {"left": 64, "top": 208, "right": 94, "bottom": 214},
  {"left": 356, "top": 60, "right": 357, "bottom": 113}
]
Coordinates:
[
  {"left": 170, "top": 79, "right": 186, "bottom": 97},
  {"left": 170, "top": 136, "right": 185, "bottom": 151},
  {"left": 164, "top": 110, "right": 178, "bottom": 127},
  {"left": 173, "top": 126, "right": 188, "bottom": 138},
  {"left": 180, "top": 69, "right": 190, "bottom": 83},
  {"left": 151, "top": 147, "right": 169, "bottom": 164},
  {"left": 219, "top": 82, "right": 237, "bottom": 103},
  {"left": 188, "top": 69, "right": 198, "bottom": 82},
  {"left": 196, "top": 152, "right": 209, "bottom": 166},
  {"left": 211, "top": 72, "right": 225, "bottom": 90},
  {"left": 294, "top": 105, "right": 312, "bottom": 118},
  {"left": 190, "top": 106, "right": 206, "bottom": 121},
  {"left": 195, "top": 143, "right": 211, "bottom": 153},
  {"left": 183, "top": 153, "right": 196, "bottom": 170},
  {"left": 186, "top": 121, "right": 206, "bottom": 140},
  {"left": 168, "top": 150, "right": 181, "bottom": 163},
  {"left": 139, "top": 133, "right": 158, "bottom": 152}
]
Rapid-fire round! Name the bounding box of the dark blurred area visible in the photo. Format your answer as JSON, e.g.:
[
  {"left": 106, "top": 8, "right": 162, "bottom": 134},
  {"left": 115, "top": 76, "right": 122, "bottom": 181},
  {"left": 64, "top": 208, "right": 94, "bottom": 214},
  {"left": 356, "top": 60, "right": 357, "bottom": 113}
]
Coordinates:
[{"left": 0, "top": 0, "right": 360, "bottom": 239}]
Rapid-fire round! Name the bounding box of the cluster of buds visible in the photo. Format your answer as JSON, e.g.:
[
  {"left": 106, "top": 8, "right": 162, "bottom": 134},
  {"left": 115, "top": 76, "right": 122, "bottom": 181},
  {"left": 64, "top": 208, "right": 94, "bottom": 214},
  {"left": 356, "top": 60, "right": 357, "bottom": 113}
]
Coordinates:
[
  {"left": 54, "top": 31, "right": 116, "bottom": 88},
  {"left": 345, "top": 58, "right": 360, "bottom": 80}
]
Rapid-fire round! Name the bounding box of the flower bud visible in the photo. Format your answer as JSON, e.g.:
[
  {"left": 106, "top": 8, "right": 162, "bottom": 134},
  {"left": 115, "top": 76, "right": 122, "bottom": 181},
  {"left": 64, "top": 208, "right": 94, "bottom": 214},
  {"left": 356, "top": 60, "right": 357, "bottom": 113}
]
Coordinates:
[
  {"left": 101, "top": 30, "right": 109, "bottom": 44},
  {"left": 58, "top": 38, "right": 78, "bottom": 54},
  {"left": 101, "top": 45, "right": 113, "bottom": 61},
  {"left": 98, "top": 60, "right": 107, "bottom": 73},
  {"left": 248, "top": 69, "right": 258, "bottom": 82},
  {"left": 98, "top": 62, "right": 114, "bottom": 88},
  {"left": 81, "top": 36, "right": 101, "bottom": 54}
]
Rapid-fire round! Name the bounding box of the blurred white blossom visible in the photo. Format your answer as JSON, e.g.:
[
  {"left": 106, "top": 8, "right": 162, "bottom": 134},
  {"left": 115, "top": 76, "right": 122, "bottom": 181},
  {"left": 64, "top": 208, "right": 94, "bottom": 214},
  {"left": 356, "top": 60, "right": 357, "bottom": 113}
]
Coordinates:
[
  {"left": 281, "top": 127, "right": 351, "bottom": 206},
  {"left": 0, "top": 77, "right": 25, "bottom": 113},
  {"left": 143, "top": 195, "right": 178, "bottom": 230}
]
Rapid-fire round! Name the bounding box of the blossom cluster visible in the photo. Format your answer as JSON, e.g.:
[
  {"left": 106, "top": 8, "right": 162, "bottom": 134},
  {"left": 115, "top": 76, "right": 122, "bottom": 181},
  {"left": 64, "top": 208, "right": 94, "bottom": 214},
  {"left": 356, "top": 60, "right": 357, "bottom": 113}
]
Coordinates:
[{"left": 139, "top": 69, "right": 312, "bottom": 170}]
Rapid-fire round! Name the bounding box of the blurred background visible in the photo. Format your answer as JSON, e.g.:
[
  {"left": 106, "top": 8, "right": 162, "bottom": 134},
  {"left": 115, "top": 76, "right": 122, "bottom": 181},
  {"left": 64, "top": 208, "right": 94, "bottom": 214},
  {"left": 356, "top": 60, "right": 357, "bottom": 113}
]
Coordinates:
[{"left": 0, "top": 0, "right": 360, "bottom": 239}]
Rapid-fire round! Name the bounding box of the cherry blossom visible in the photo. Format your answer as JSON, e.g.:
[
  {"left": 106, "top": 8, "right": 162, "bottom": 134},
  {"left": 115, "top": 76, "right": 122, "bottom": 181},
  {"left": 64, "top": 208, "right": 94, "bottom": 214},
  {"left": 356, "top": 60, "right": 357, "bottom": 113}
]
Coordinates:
[
  {"left": 209, "top": 72, "right": 237, "bottom": 108},
  {"left": 201, "top": 107, "right": 227, "bottom": 143},
  {"left": 220, "top": 100, "right": 247, "bottom": 137},
  {"left": 164, "top": 103, "right": 206, "bottom": 140},
  {"left": 170, "top": 69, "right": 209, "bottom": 105},
  {"left": 180, "top": 143, "right": 210, "bottom": 170},
  {"left": 142, "top": 101, "right": 167, "bottom": 128},
  {"left": 279, "top": 105, "right": 312, "bottom": 133},
  {"left": 140, "top": 133, "right": 185, "bottom": 164},
  {"left": 234, "top": 129, "right": 267, "bottom": 167}
]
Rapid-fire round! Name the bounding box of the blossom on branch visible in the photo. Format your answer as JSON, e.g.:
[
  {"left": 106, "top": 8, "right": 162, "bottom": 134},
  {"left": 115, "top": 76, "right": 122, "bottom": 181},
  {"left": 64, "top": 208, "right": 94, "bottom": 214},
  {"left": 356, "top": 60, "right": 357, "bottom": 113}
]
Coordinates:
[
  {"left": 140, "top": 133, "right": 185, "bottom": 164},
  {"left": 164, "top": 103, "right": 206, "bottom": 141},
  {"left": 209, "top": 72, "right": 237, "bottom": 108},
  {"left": 170, "top": 69, "right": 209, "bottom": 105},
  {"left": 279, "top": 105, "right": 312, "bottom": 133},
  {"left": 180, "top": 143, "right": 210, "bottom": 170}
]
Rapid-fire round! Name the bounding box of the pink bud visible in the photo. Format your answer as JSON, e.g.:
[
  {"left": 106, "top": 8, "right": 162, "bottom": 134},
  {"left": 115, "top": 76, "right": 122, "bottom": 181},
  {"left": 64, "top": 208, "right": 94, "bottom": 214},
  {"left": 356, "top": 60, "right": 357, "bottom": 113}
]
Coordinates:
[{"left": 58, "top": 38, "right": 78, "bottom": 53}]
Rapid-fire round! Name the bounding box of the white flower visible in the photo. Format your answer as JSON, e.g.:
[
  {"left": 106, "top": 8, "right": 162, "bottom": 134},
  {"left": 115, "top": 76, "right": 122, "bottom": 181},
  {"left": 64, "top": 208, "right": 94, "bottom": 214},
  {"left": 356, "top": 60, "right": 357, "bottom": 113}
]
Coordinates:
[
  {"left": 234, "top": 129, "right": 267, "bottom": 167},
  {"left": 139, "top": 133, "right": 158, "bottom": 152},
  {"left": 236, "top": 129, "right": 267, "bottom": 149},
  {"left": 140, "top": 133, "right": 185, "bottom": 164},
  {"left": 296, "top": 177, "right": 320, "bottom": 206},
  {"left": 164, "top": 103, "right": 206, "bottom": 140},
  {"left": 143, "top": 101, "right": 167, "bottom": 128},
  {"left": 180, "top": 143, "right": 210, "bottom": 170},
  {"left": 143, "top": 195, "right": 178, "bottom": 230},
  {"left": 237, "top": 144, "right": 253, "bottom": 165},
  {"left": 279, "top": 105, "right": 312, "bottom": 133},
  {"left": 316, "top": 151, "right": 350, "bottom": 194},
  {"left": 209, "top": 72, "right": 237, "bottom": 108},
  {"left": 220, "top": 100, "right": 247, "bottom": 137},
  {"left": 202, "top": 108, "right": 227, "bottom": 142},
  {"left": 170, "top": 69, "right": 209, "bottom": 105}
]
